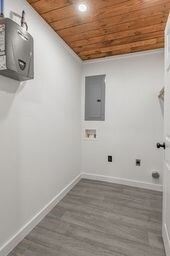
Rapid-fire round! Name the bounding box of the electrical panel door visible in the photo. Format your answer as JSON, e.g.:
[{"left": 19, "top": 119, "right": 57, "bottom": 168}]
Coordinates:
[{"left": 85, "top": 75, "right": 105, "bottom": 121}]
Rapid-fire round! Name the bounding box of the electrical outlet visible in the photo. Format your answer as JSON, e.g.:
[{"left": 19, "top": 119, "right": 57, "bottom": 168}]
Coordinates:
[
  {"left": 108, "top": 156, "right": 112, "bottom": 162},
  {"left": 136, "top": 159, "right": 141, "bottom": 166}
]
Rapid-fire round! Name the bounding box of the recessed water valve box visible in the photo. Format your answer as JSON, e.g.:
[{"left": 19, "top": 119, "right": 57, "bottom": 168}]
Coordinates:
[{"left": 0, "top": 18, "right": 34, "bottom": 81}]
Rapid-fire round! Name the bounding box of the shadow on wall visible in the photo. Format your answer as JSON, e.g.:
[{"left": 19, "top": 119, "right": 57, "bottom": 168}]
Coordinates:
[
  {"left": 158, "top": 98, "right": 164, "bottom": 116},
  {"left": 0, "top": 75, "right": 25, "bottom": 250},
  {"left": 0, "top": 75, "right": 24, "bottom": 120}
]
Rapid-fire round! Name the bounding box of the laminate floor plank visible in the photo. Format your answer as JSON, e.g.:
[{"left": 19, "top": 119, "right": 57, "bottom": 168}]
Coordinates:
[{"left": 8, "top": 179, "right": 165, "bottom": 256}]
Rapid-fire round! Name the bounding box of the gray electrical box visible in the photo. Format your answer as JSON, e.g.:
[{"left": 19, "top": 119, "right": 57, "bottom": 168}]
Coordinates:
[
  {"left": 85, "top": 75, "right": 106, "bottom": 121},
  {"left": 0, "top": 18, "right": 34, "bottom": 81}
]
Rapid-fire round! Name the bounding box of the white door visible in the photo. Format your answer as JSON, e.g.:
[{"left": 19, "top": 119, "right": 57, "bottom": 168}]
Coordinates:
[{"left": 163, "top": 14, "right": 170, "bottom": 256}]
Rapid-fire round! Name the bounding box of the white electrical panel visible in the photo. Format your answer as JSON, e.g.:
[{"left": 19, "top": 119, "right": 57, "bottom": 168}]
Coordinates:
[{"left": 85, "top": 75, "right": 106, "bottom": 121}]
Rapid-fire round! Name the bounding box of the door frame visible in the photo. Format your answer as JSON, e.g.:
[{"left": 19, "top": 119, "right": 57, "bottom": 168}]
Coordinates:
[{"left": 162, "top": 13, "right": 170, "bottom": 256}]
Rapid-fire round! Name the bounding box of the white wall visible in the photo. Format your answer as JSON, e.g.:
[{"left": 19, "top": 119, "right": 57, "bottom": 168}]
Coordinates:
[
  {"left": 81, "top": 50, "right": 164, "bottom": 189},
  {"left": 0, "top": 0, "right": 82, "bottom": 252}
]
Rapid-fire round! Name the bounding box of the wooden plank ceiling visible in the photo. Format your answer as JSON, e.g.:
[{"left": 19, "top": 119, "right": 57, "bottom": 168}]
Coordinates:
[{"left": 27, "top": 0, "right": 170, "bottom": 60}]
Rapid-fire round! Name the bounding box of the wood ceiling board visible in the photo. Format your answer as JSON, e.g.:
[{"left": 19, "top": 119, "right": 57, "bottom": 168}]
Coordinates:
[
  {"left": 56, "top": 14, "right": 167, "bottom": 41},
  {"left": 41, "top": 0, "right": 130, "bottom": 23},
  {"left": 27, "top": 0, "right": 38, "bottom": 3},
  {"left": 27, "top": 0, "right": 72, "bottom": 14},
  {"left": 49, "top": 3, "right": 170, "bottom": 31},
  {"left": 27, "top": 0, "right": 170, "bottom": 60},
  {"left": 80, "top": 38, "right": 164, "bottom": 60},
  {"left": 43, "top": 0, "right": 168, "bottom": 24},
  {"left": 70, "top": 24, "right": 165, "bottom": 48},
  {"left": 74, "top": 31, "right": 164, "bottom": 53}
]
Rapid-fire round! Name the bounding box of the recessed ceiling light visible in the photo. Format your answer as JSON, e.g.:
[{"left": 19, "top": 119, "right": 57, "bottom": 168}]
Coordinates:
[{"left": 78, "top": 3, "right": 87, "bottom": 12}]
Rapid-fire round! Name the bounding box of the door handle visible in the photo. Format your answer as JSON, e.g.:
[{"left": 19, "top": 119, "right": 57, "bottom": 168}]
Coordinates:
[
  {"left": 97, "top": 99, "right": 101, "bottom": 102},
  {"left": 157, "top": 142, "right": 166, "bottom": 149}
]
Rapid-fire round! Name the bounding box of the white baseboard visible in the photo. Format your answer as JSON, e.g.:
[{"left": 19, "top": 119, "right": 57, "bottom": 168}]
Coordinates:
[
  {"left": 163, "top": 223, "right": 170, "bottom": 256},
  {"left": 81, "top": 173, "right": 163, "bottom": 192},
  {"left": 0, "top": 174, "right": 81, "bottom": 256}
]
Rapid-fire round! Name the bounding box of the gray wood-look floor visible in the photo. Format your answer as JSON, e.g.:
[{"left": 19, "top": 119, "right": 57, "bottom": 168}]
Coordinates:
[{"left": 8, "top": 179, "right": 165, "bottom": 256}]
